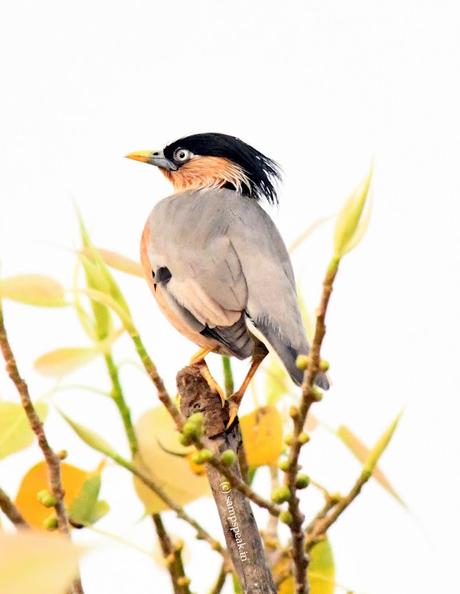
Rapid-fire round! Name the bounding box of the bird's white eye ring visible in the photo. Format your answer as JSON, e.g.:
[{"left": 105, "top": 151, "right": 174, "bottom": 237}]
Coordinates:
[{"left": 174, "top": 148, "right": 192, "bottom": 163}]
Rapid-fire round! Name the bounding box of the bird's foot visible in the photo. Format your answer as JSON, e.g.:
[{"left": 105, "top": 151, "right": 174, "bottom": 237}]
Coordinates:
[
  {"left": 196, "top": 361, "right": 226, "bottom": 407},
  {"left": 226, "top": 390, "right": 243, "bottom": 429}
]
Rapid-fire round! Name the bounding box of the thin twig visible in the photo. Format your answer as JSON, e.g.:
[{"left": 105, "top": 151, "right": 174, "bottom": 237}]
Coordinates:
[
  {"left": 304, "top": 498, "right": 337, "bottom": 534},
  {"left": 0, "top": 302, "right": 84, "bottom": 594},
  {"left": 305, "top": 469, "right": 371, "bottom": 551},
  {"left": 284, "top": 257, "right": 340, "bottom": 594},
  {"left": 130, "top": 332, "right": 185, "bottom": 429},
  {"left": 152, "top": 514, "right": 191, "bottom": 594},
  {"left": 0, "top": 487, "right": 29, "bottom": 528}
]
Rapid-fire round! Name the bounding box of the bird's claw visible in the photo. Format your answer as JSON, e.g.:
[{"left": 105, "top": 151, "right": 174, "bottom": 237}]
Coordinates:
[
  {"left": 225, "top": 392, "right": 243, "bottom": 430},
  {"left": 197, "top": 362, "right": 226, "bottom": 407}
]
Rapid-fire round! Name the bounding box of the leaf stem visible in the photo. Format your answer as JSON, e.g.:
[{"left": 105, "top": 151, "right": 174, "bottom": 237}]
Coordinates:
[
  {"left": 221, "top": 356, "right": 234, "bottom": 398},
  {"left": 104, "top": 352, "right": 138, "bottom": 456},
  {"left": 152, "top": 514, "right": 191, "bottom": 594}
]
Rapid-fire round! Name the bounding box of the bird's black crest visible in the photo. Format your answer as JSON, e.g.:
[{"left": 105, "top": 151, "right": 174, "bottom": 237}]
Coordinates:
[{"left": 163, "top": 133, "right": 281, "bottom": 204}]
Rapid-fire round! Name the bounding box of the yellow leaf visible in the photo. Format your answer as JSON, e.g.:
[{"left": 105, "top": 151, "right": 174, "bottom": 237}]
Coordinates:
[
  {"left": 333, "top": 166, "right": 373, "bottom": 258},
  {"left": 33, "top": 328, "right": 123, "bottom": 377},
  {"left": 83, "top": 248, "right": 143, "bottom": 277},
  {"left": 288, "top": 216, "right": 333, "bottom": 254},
  {"left": 15, "top": 462, "right": 89, "bottom": 529},
  {"left": 336, "top": 424, "right": 404, "bottom": 505},
  {"left": 0, "top": 402, "right": 48, "bottom": 459},
  {"left": 0, "top": 531, "right": 83, "bottom": 594},
  {"left": 0, "top": 275, "right": 66, "bottom": 307},
  {"left": 133, "top": 406, "right": 210, "bottom": 513},
  {"left": 34, "top": 347, "right": 98, "bottom": 377},
  {"left": 364, "top": 412, "right": 402, "bottom": 474},
  {"left": 240, "top": 406, "right": 283, "bottom": 467},
  {"left": 276, "top": 539, "right": 335, "bottom": 594}
]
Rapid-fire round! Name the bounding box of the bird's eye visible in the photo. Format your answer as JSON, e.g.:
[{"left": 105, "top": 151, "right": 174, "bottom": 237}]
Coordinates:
[{"left": 173, "top": 148, "right": 192, "bottom": 163}]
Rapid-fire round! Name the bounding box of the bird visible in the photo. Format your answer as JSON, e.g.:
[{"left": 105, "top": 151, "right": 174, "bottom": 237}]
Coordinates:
[{"left": 127, "top": 133, "right": 329, "bottom": 427}]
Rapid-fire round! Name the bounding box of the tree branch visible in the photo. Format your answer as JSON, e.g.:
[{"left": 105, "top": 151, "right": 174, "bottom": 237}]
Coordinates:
[
  {"left": 177, "top": 364, "right": 277, "bottom": 594},
  {"left": 284, "top": 257, "right": 340, "bottom": 594},
  {"left": 0, "top": 302, "right": 84, "bottom": 594},
  {"left": 0, "top": 486, "right": 29, "bottom": 528}
]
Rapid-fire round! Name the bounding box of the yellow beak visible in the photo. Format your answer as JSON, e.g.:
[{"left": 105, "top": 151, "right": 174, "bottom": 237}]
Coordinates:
[
  {"left": 125, "top": 149, "right": 178, "bottom": 170},
  {"left": 125, "top": 150, "right": 155, "bottom": 163}
]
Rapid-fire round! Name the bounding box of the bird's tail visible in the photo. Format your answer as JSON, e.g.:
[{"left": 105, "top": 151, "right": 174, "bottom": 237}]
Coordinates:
[{"left": 256, "top": 320, "right": 329, "bottom": 389}]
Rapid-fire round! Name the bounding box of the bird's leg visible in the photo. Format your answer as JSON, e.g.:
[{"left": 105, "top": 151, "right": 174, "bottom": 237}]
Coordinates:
[
  {"left": 227, "top": 338, "right": 269, "bottom": 429},
  {"left": 190, "top": 346, "right": 213, "bottom": 364},
  {"left": 190, "top": 347, "right": 226, "bottom": 406}
]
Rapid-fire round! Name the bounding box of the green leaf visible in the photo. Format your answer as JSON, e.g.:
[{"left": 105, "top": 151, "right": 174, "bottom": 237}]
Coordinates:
[
  {"left": 91, "top": 500, "right": 110, "bottom": 523},
  {"left": 0, "top": 402, "right": 48, "bottom": 459},
  {"left": 81, "top": 288, "right": 135, "bottom": 334},
  {"left": 69, "top": 475, "right": 109, "bottom": 526},
  {"left": 78, "top": 217, "right": 131, "bottom": 318},
  {"left": 60, "top": 411, "right": 119, "bottom": 458},
  {"left": 336, "top": 423, "right": 404, "bottom": 505},
  {"left": 309, "top": 539, "right": 335, "bottom": 594},
  {"left": 0, "top": 275, "right": 67, "bottom": 307},
  {"left": 77, "top": 255, "right": 112, "bottom": 340},
  {"left": 333, "top": 166, "right": 373, "bottom": 258}
]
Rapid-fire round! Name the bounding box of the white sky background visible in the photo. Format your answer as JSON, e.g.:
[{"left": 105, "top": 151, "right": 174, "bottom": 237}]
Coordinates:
[{"left": 1, "top": 1, "right": 460, "bottom": 593}]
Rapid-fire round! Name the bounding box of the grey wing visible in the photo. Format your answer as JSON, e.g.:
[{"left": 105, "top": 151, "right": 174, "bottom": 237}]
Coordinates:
[
  {"left": 225, "top": 193, "right": 328, "bottom": 389},
  {"left": 144, "top": 191, "right": 253, "bottom": 358}
]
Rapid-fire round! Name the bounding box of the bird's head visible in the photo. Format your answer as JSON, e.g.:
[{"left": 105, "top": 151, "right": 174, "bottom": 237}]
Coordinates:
[{"left": 126, "top": 132, "right": 281, "bottom": 204}]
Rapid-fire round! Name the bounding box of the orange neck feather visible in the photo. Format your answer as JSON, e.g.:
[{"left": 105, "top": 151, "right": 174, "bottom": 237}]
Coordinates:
[{"left": 161, "top": 156, "right": 250, "bottom": 194}]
